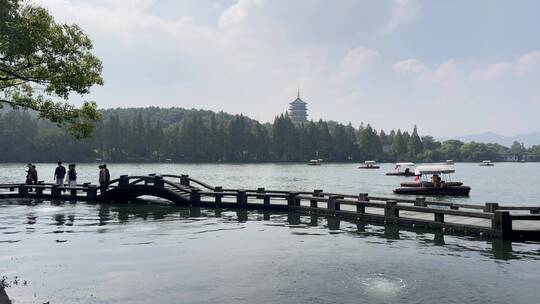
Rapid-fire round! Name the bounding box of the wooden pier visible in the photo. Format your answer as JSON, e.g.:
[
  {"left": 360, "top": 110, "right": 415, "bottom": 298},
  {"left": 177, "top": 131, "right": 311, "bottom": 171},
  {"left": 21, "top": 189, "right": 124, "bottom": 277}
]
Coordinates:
[{"left": 1, "top": 174, "right": 540, "bottom": 240}]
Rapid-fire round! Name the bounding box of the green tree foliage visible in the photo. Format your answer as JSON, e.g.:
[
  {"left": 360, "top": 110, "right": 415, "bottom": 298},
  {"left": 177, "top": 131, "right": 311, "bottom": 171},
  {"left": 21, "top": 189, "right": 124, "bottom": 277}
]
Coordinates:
[
  {"left": 0, "top": 107, "right": 536, "bottom": 163},
  {"left": 0, "top": 0, "right": 103, "bottom": 138}
]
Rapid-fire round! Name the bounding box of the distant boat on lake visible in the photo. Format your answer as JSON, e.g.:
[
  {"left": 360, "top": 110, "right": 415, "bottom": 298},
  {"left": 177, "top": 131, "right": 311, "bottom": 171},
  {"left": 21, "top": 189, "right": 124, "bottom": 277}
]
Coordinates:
[
  {"left": 386, "top": 162, "right": 415, "bottom": 176},
  {"left": 480, "top": 160, "right": 494, "bottom": 166},
  {"left": 359, "top": 160, "right": 380, "bottom": 169}
]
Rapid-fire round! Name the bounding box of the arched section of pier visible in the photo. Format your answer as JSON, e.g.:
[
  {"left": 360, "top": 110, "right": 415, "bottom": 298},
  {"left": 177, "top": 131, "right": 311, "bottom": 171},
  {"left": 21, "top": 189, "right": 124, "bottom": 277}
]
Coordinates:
[{"left": 97, "top": 175, "right": 194, "bottom": 205}]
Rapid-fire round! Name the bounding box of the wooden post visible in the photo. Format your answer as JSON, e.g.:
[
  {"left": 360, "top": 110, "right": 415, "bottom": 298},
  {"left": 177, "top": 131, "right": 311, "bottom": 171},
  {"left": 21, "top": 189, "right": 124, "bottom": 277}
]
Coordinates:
[
  {"left": 257, "top": 187, "right": 265, "bottom": 200},
  {"left": 327, "top": 195, "right": 339, "bottom": 211},
  {"left": 357, "top": 193, "right": 368, "bottom": 214},
  {"left": 154, "top": 175, "right": 164, "bottom": 189},
  {"left": 237, "top": 190, "right": 247, "bottom": 205},
  {"left": 190, "top": 188, "right": 201, "bottom": 204},
  {"left": 492, "top": 210, "right": 512, "bottom": 238},
  {"left": 87, "top": 185, "right": 98, "bottom": 201},
  {"left": 414, "top": 197, "right": 427, "bottom": 207},
  {"left": 180, "top": 174, "right": 190, "bottom": 186},
  {"left": 36, "top": 185, "right": 43, "bottom": 196},
  {"left": 385, "top": 200, "right": 399, "bottom": 218},
  {"left": 214, "top": 186, "right": 223, "bottom": 204},
  {"left": 484, "top": 202, "right": 499, "bottom": 213},
  {"left": 70, "top": 188, "right": 77, "bottom": 197},
  {"left": 434, "top": 212, "right": 444, "bottom": 223},
  {"left": 118, "top": 175, "right": 129, "bottom": 189},
  {"left": 311, "top": 189, "right": 323, "bottom": 208},
  {"left": 51, "top": 185, "right": 61, "bottom": 196},
  {"left": 287, "top": 192, "right": 299, "bottom": 207},
  {"left": 18, "top": 185, "right": 28, "bottom": 196}
]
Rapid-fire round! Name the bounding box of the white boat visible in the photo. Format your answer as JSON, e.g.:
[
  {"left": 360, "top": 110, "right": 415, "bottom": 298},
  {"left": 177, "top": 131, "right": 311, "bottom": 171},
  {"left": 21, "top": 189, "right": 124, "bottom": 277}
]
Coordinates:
[
  {"left": 480, "top": 160, "right": 494, "bottom": 166},
  {"left": 394, "top": 165, "right": 471, "bottom": 195},
  {"left": 308, "top": 159, "right": 321, "bottom": 166},
  {"left": 386, "top": 162, "right": 415, "bottom": 176},
  {"left": 359, "top": 160, "right": 380, "bottom": 169}
]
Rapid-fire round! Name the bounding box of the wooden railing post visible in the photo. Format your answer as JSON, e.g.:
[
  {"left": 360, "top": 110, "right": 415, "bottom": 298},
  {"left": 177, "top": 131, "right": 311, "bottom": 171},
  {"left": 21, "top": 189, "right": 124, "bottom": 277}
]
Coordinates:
[
  {"left": 311, "top": 189, "right": 323, "bottom": 208},
  {"left": 492, "top": 210, "right": 512, "bottom": 238},
  {"left": 119, "top": 175, "right": 129, "bottom": 189},
  {"left": 327, "top": 195, "right": 340, "bottom": 211},
  {"left": 51, "top": 185, "right": 61, "bottom": 196},
  {"left": 87, "top": 185, "right": 98, "bottom": 201},
  {"left": 484, "top": 202, "right": 499, "bottom": 213},
  {"left": 237, "top": 190, "right": 247, "bottom": 205},
  {"left": 287, "top": 192, "right": 299, "bottom": 207},
  {"left": 154, "top": 175, "right": 164, "bottom": 189},
  {"left": 36, "top": 183, "right": 44, "bottom": 196},
  {"left": 214, "top": 186, "right": 223, "bottom": 204},
  {"left": 18, "top": 185, "right": 28, "bottom": 196},
  {"left": 414, "top": 197, "right": 427, "bottom": 207},
  {"left": 190, "top": 188, "right": 201, "bottom": 204},
  {"left": 257, "top": 187, "right": 265, "bottom": 200},
  {"left": 180, "top": 174, "right": 190, "bottom": 186},
  {"left": 385, "top": 200, "right": 399, "bottom": 218},
  {"left": 357, "top": 193, "right": 368, "bottom": 214},
  {"left": 434, "top": 212, "right": 444, "bottom": 223},
  {"left": 70, "top": 187, "right": 77, "bottom": 197}
]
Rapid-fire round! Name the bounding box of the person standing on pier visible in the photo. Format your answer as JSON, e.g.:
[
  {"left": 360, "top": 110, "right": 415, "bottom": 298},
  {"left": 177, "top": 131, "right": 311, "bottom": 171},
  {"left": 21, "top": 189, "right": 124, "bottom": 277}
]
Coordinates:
[
  {"left": 99, "top": 164, "right": 110, "bottom": 194},
  {"left": 54, "top": 161, "right": 66, "bottom": 185},
  {"left": 67, "top": 164, "right": 77, "bottom": 188},
  {"left": 25, "top": 163, "right": 34, "bottom": 185}
]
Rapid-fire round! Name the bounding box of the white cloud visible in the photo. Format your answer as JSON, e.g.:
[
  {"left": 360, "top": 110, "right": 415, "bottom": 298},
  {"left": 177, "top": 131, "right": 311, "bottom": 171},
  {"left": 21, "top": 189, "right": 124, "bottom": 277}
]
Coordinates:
[
  {"left": 385, "top": 0, "right": 422, "bottom": 32},
  {"left": 467, "top": 51, "right": 540, "bottom": 82},
  {"left": 339, "top": 47, "right": 380, "bottom": 76},
  {"left": 392, "top": 58, "right": 426, "bottom": 75},
  {"left": 393, "top": 58, "right": 459, "bottom": 85}
]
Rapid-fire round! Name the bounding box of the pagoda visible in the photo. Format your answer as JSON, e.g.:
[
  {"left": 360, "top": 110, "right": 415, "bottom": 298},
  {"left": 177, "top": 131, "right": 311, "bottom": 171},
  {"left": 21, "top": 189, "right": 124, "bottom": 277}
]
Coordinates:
[{"left": 288, "top": 89, "right": 308, "bottom": 123}]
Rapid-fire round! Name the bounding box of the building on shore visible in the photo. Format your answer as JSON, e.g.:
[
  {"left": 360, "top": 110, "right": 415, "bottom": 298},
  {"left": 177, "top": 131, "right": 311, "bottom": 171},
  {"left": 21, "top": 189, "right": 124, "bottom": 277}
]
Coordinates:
[{"left": 288, "top": 89, "right": 308, "bottom": 123}]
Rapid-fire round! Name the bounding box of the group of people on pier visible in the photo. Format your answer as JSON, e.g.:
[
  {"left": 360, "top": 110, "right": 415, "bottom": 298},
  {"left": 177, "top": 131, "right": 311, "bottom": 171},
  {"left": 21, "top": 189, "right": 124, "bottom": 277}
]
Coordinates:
[{"left": 25, "top": 162, "right": 111, "bottom": 193}]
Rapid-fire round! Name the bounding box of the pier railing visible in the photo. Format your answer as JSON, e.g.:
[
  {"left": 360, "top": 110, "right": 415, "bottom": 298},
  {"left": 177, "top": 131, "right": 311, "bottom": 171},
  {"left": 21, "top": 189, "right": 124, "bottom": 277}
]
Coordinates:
[{"left": 1, "top": 173, "right": 539, "bottom": 240}]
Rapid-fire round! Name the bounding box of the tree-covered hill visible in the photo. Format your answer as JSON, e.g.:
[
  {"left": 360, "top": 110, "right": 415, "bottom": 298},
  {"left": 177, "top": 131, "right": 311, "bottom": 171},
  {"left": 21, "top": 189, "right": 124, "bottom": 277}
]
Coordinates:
[{"left": 0, "top": 107, "right": 536, "bottom": 163}]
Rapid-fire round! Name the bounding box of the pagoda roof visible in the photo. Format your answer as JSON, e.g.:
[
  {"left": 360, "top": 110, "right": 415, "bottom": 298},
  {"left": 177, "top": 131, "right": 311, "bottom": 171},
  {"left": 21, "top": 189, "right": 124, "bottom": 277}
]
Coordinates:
[{"left": 290, "top": 97, "right": 306, "bottom": 105}]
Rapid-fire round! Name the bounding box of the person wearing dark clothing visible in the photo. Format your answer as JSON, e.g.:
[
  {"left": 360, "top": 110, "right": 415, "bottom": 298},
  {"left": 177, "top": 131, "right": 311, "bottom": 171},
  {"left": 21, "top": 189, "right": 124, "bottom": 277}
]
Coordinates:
[
  {"left": 25, "top": 163, "right": 34, "bottom": 185},
  {"left": 67, "top": 164, "right": 77, "bottom": 187},
  {"left": 31, "top": 165, "right": 38, "bottom": 184},
  {"left": 54, "top": 161, "right": 66, "bottom": 185},
  {"left": 99, "top": 164, "right": 111, "bottom": 194}
]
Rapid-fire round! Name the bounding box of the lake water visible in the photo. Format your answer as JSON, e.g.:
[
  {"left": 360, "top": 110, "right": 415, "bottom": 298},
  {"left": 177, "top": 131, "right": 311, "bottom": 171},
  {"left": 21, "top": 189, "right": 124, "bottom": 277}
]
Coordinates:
[{"left": 1, "top": 163, "right": 540, "bottom": 303}]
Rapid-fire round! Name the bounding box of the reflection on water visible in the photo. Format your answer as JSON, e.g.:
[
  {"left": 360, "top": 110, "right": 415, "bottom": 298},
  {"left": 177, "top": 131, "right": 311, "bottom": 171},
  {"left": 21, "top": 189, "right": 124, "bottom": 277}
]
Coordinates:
[{"left": 1, "top": 199, "right": 540, "bottom": 303}]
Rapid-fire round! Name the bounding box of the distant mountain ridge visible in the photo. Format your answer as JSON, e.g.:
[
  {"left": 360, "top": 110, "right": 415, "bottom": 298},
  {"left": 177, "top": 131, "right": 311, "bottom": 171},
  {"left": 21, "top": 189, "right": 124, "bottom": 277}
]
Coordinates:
[{"left": 438, "top": 132, "right": 540, "bottom": 147}]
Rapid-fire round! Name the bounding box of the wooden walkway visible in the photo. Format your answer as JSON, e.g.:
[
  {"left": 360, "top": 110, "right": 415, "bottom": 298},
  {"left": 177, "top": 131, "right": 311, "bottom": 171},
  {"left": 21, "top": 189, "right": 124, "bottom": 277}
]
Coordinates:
[{"left": 1, "top": 174, "right": 539, "bottom": 240}]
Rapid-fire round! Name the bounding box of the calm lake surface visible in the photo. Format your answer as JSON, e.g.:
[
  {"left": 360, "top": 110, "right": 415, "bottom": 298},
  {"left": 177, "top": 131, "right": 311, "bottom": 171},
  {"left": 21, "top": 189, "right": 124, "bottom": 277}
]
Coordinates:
[{"left": 1, "top": 163, "right": 540, "bottom": 303}]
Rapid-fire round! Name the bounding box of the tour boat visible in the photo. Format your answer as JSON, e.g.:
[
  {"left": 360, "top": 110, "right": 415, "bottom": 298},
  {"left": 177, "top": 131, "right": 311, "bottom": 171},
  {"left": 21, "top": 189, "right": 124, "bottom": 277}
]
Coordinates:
[
  {"left": 393, "top": 165, "right": 471, "bottom": 196},
  {"left": 359, "top": 160, "right": 380, "bottom": 169},
  {"left": 480, "top": 160, "right": 494, "bottom": 166},
  {"left": 386, "top": 162, "right": 415, "bottom": 176},
  {"left": 308, "top": 159, "right": 322, "bottom": 166},
  {"left": 446, "top": 160, "right": 454, "bottom": 165}
]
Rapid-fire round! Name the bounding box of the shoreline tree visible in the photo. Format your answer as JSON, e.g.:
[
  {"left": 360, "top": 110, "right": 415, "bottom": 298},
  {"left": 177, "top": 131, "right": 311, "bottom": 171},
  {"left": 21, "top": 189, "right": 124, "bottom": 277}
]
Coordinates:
[{"left": 0, "top": 0, "right": 103, "bottom": 138}]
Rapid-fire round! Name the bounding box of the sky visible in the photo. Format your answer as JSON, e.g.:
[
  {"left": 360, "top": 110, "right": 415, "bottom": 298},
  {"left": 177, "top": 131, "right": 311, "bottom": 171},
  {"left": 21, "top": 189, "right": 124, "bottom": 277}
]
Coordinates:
[{"left": 35, "top": 0, "right": 540, "bottom": 136}]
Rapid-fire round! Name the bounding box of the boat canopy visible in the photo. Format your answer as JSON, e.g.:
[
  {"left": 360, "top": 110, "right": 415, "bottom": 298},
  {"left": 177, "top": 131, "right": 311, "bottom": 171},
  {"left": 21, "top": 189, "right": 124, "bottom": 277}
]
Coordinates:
[
  {"left": 414, "top": 165, "right": 455, "bottom": 175},
  {"left": 365, "top": 161, "right": 377, "bottom": 164},
  {"left": 395, "top": 162, "right": 415, "bottom": 166},
  {"left": 482, "top": 160, "right": 492, "bottom": 163}
]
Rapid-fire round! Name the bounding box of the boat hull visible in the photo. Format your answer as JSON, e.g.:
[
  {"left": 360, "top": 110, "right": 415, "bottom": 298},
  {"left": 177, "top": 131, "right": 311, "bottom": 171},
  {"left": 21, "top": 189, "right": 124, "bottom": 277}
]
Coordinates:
[
  {"left": 400, "top": 181, "right": 463, "bottom": 187},
  {"left": 359, "top": 166, "right": 380, "bottom": 169},
  {"left": 386, "top": 172, "right": 415, "bottom": 176},
  {"left": 393, "top": 186, "right": 471, "bottom": 196}
]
